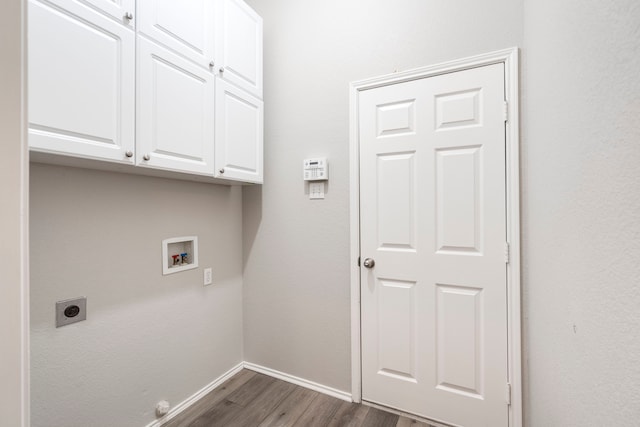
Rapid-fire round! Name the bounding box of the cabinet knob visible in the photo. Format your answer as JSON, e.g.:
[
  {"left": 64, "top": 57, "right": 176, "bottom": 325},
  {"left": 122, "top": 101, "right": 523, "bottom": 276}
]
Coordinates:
[
  {"left": 219, "top": 168, "right": 225, "bottom": 174},
  {"left": 209, "top": 61, "right": 215, "bottom": 68},
  {"left": 143, "top": 154, "right": 151, "bottom": 161},
  {"left": 219, "top": 67, "right": 224, "bottom": 74},
  {"left": 124, "top": 12, "right": 133, "bottom": 21},
  {"left": 125, "top": 150, "right": 133, "bottom": 158}
]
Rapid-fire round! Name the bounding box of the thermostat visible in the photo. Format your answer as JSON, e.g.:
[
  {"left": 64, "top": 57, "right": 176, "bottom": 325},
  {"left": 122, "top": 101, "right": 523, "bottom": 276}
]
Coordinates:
[{"left": 303, "top": 157, "right": 328, "bottom": 181}]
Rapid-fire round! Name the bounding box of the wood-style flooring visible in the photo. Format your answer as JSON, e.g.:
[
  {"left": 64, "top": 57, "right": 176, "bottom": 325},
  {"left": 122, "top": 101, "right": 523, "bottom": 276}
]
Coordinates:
[{"left": 164, "top": 369, "right": 435, "bottom": 427}]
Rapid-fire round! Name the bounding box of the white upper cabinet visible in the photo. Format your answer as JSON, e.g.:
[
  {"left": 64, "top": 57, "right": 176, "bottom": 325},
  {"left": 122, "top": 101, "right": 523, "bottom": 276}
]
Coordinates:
[
  {"left": 28, "top": 0, "right": 135, "bottom": 164},
  {"left": 215, "top": 80, "right": 263, "bottom": 183},
  {"left": 138, "top": 0, "right": 216, "bottom": 70},
  {"left": 136, "top": 37, "right": 215, "bottom": 176},
  {"left": 29, "top": 0, "right": 263, "bottom": 183},
  {"left": 76, "top": 0, "right": 135, "bottom": 26},
  {"left": 217, "top": 0, "right": 263, "bottom": 97}
]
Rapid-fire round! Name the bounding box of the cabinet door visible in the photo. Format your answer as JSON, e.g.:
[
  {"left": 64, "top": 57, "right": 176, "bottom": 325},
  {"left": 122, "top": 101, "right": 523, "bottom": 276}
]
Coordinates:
[
  {"left": 138, "top": 0, "right": 215, "bottom": 69},
  {"left": 217, "top": 0, "right": 263, "bottom": 97},
  {"left": 28, "top": 0, "right": 135, "bottom": 164},
  {"left": 215, "top": 80, "right": 263, "bottom": 183},
  {"left": 76, "top": 0, "right": 135, "bottom": 26},
  {"left": 137, "top": 37, "right": 215, "bottom": 176}
]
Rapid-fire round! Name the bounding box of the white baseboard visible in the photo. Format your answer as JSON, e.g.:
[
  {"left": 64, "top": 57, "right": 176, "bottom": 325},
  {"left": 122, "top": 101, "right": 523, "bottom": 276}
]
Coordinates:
[
  {"left": 146, "top": 361, "right": 352, "bottom": 426},
  {"left": 243, "top": 362, "right": 353, "bottom": 402},
  {"left": 145, "top": 362, "right": 244, "bottom": 427}
]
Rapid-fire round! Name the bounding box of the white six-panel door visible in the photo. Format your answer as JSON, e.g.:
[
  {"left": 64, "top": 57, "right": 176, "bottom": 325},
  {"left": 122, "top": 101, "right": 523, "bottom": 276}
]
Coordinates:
[{"left": 359, "top": 63, "right": 508, "bottom": 427}]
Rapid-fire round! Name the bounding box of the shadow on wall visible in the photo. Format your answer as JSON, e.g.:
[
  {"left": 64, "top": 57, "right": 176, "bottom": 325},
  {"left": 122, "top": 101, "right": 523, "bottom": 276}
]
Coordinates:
[{"left": 242, "top": 184, "right": 263, "bottom": 268}]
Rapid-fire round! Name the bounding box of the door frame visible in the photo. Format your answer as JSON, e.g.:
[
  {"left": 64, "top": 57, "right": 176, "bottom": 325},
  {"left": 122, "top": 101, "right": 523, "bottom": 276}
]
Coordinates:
[{"left": 348, "top": 47, "right": 521, "bottom": 427}]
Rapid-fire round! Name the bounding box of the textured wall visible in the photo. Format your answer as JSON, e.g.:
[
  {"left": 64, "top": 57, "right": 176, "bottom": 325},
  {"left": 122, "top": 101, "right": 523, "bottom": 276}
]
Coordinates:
[
  {"left": 30, "top": 164, "right": 244, "bottom": 427},
  {"left": 0, "top": 0, "right": 28, "bottom": 425},
  {"left": 242, "top": 0, "right": 523, "bottom": 392},
  {"left": 522, "top": 0, "right": 640, "bottom": 425}
]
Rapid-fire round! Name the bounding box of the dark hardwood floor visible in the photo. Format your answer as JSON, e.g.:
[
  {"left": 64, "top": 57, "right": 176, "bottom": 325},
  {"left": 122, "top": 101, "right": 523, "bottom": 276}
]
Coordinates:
[{"left": 164, "top": 369, "right": 434, "bottom": 427}]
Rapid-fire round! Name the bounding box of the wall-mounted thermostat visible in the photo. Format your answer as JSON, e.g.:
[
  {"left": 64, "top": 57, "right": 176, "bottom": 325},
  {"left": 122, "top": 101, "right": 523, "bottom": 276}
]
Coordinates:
[{"left": 303, "top": 157, "right": 328, "bottom": 181}]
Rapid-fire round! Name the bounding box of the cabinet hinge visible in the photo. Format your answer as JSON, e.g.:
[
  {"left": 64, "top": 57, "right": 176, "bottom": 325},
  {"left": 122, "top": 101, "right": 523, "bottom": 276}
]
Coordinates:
[
  {"left": 504, "top": 242, "right": 510, "bottom": 264},
  {"left": 503, "top": 101, "right": 509, "bottom": 122},
  {"left": 357, "top": 256, "right": 361, "bottom": 267},
  {"left": 506, "top": 383, "right": 512, "bottom": 405}
]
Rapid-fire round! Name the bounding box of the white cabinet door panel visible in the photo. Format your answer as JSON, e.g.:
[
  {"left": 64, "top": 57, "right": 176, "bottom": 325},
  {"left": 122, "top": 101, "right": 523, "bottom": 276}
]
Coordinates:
[
  {"left": 138, "top": 0, "right": 215, "bottom": 69},
  {"left": 217, "top": 0, "right": 263, "bottom": 97},
  {"left": 215, "top": 80, "right": 263, "bottom": 183},
  {"left": 28, "top": 0, "right": 135, "bottom": 163},
  {"left": 76, "top": 0, "right": 135, "bottom": 26},
  {"left": 137, "top": 37, "right": 215, "bottom": 176}
]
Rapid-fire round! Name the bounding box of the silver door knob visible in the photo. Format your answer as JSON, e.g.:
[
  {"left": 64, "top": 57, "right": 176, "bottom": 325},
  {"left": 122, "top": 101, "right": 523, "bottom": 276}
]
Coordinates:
[
  {"left": 125, "top": 151, "right": 133, "bottom": 158},
  {"left": 219, "top": 168, "right": 225, "bottom": 174},
  {"left": 124, "top": 12, "right": 133, "bottom": 20},
  {"left": 143, "top": 154, "right": 151, "bottom": 161},
  {"left": 363, "top": 258, "right": 375, "bottom": 268}
]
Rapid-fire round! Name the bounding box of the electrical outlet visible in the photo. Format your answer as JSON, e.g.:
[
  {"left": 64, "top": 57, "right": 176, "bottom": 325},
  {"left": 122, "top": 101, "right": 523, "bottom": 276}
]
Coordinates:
[
  {"left": 204, "top": 268, "right": 213, "bottom": 286},
  {"left": 56, "top": 297, "right": 87, "bottom": 327}
]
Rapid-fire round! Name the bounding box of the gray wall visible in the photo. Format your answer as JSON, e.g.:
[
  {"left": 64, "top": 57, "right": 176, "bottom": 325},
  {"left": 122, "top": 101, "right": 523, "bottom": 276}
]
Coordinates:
[
  {"left": 243, "top": 0, "right": 640, "bottom": 425},
  {"left": 242, "top": 0, "right": 524, "bottom": 393},
  {"left": 30, "top": 164, "right": 244, "bottom": 427},
  {"left": 0, "top": 0, "right": 28, "bottom": 425},
  {"left": 522, "top": 0, "right": 640, "bottom": 425}
]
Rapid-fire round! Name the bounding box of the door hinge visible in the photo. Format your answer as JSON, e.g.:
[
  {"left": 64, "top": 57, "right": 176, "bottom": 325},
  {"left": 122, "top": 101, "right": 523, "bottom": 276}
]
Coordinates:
[
  {"left": 506, "top": 383, "right": 512, "bottom": 406},
  {"left": 504, "top": 242, "right": 510, "bottom": 264},
  {"left": 503, "top": 101, "right": 509, "bottom": 122},
  {"left": 357, "top": 256, "right": 361, "bottom": 267}
]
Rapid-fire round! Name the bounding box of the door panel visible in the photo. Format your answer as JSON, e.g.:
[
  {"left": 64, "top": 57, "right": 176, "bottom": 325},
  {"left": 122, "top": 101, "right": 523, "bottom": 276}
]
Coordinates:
[
  {"left": 138, "top": 0, "right": 215, "bottom": 68},
  {"left": 137, "top": 37, "right": 215, "bottom": 175},
  {"left": 360, "top": 63, "right": 507, "bottom": 427},
  {"left": 217, "top": 0, "right": 263, "bottom": 96},
  {"left": 77, "top": 0, "right": 135, "bottom": 25},
  {"left": 215, "top": 80, "right": 263, "bottom": 183},
  {"left": 28, "top": 0, "right": 135, "bottom": 163}
]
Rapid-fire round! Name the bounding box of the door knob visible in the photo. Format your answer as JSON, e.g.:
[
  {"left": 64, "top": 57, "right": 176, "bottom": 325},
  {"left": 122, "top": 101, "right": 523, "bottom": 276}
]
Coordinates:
[
  {"left": 143, "top": 154, "right": 151, "bottom": 161},
  {"left": 363, "top": 258, "right": 375, "bottom": 269},
  {"left": 124, "top": 12, "right": 133, "bottom": 21},
  {"left": 125, "top": 151, "right": 133, "bottom": 158}
]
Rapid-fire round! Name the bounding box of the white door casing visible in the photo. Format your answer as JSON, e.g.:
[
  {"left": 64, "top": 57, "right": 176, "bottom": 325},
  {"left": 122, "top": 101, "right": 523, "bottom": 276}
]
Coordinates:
[{"left": 350, "top": 48, "right": 521, "bottom": 427}]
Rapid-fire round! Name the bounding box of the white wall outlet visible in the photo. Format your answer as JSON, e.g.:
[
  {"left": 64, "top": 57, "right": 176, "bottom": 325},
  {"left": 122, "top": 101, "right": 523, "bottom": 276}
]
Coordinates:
[{"left": 204, "top": 268, "right": 213, "bottom": 286}]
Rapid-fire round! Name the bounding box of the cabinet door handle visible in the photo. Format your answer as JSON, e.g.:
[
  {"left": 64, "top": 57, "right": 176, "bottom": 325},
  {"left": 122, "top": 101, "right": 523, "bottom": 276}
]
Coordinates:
[
  {"left": 209, "top": 61, "right": 215, "bottom": 68},
  {"left": 125, "top": 151, "right": 133, "bottom": 158},
  {"left": 219, "top": 67, "right": 224, "bottom": 74},
  {"left": 143, "top": 154, "right": 151, "bottom": 161},
  {"left": 219, "top": 168, "right": 225, "bottom": 174},
  {"left": 124, "top": 12, "right": 133, "bottom": 21}
]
